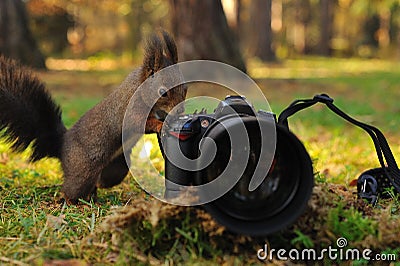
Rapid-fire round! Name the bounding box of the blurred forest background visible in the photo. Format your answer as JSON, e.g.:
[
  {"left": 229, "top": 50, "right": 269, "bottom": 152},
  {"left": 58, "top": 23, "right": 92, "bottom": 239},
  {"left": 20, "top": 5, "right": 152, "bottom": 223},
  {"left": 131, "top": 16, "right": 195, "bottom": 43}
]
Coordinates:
[{"left": 2, "top": 0, "right": 400, "bottom": 69}]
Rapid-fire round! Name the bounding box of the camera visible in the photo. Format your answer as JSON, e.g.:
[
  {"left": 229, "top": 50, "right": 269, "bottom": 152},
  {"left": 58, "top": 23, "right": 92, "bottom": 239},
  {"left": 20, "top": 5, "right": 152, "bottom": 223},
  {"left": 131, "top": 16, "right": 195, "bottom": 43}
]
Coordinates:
[{"left": 159, "top": 95, "right": 314, "bottom": 236}]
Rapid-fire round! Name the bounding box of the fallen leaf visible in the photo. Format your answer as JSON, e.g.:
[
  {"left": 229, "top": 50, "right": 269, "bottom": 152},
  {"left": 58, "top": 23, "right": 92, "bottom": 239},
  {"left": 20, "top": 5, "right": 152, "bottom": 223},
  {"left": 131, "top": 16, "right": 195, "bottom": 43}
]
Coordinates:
[{"left": 46, "top": 214, "right": 66, "bottom": 229}]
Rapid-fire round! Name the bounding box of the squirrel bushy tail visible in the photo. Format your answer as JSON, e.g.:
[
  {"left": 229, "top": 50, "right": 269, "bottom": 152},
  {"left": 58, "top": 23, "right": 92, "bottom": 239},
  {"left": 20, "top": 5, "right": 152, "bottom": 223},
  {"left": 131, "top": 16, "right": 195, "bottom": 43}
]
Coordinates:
[{"left": 0, "top": 56, "right": 66, "bottom": 161}]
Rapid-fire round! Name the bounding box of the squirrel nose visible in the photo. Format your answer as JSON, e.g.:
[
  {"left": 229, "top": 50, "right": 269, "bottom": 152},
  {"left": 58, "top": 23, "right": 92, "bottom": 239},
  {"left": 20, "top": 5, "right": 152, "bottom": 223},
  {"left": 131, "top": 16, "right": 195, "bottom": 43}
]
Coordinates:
[{"left": 176, "top": 106, "right": 185, "bottom": 115}]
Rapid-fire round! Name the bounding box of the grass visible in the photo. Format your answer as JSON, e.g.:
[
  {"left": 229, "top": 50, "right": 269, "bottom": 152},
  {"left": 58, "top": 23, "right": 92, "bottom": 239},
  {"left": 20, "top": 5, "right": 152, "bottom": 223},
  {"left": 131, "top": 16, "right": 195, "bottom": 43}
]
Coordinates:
[{"left": 0, "top": 57, "right": 400, "bottom": 265}]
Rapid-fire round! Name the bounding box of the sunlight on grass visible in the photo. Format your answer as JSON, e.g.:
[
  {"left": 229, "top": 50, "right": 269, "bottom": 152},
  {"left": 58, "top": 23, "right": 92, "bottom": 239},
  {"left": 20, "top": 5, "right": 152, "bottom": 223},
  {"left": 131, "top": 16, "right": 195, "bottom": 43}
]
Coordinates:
[
  {"left": 130, "top": 134, "right": 165, "bottom": 199},
  {"left": 1, "top": 57, "right": 399, "bottom": 264},
  {"left": 45, "top": 55, "right": 137, "bottom": 71},
  {"left": 0, "top": 140, "right": 63, "bottom": 188},
  {"left": 248, "top": 57, "right": 400, "bottom": 79}
]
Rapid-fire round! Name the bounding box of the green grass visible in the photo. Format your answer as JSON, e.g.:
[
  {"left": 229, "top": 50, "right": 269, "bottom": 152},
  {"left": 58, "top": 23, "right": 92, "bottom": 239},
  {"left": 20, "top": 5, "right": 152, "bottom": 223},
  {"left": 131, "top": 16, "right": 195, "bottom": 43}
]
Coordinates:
[{"left": 0, "top": 57, "right": 400, "bottom": 265}]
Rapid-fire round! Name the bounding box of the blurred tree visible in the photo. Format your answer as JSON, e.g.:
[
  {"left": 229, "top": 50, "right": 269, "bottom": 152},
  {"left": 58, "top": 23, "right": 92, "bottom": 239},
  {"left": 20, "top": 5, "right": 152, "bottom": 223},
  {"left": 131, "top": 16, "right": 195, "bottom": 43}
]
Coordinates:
[
  {"left": 27, "top": 0, "right": 74, "bottom": 56},
  {"left": 169, "top": 0, "right": 246, "bottom": 72},
  {"left": 362, "top": 14, "right": 380, "bottom": 48},
  {"left": 125, "top": 0, "right": 146, "bottom": 55},
  {"left": 247, "top": 0, "right": 275, "bottom": 61},
  {"left": 234, "top": 0, "right": 242, "bottom": 36},
  {"left": 293, "top": 0, "right": 311, "bottom": 54},
  {"left": 10, "top": 0, "right": 400, "bottom": 62},
  {"left": 32, "top": 0, "right": 169, "bottom": 58},
  {"left": 221, "top": 0, "right": 242, "bottom": 36},
  {"left": 126, "top": 0, "right": 169, "bottom": 54},
  {"left": 319, "top": 0, "right": 333, "bottom": 55},
  {"left": 375, "top": 1, "right": 391, "bottom": 49},
  {"left": 0, "top": 0, "right": 46, "bottom": 68}
]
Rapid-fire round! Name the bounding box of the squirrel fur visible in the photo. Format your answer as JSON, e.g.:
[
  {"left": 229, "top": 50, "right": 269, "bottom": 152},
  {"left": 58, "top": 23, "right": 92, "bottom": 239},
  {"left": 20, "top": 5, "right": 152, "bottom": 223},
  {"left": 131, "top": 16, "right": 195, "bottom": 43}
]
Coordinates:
[{"left": 0, "top": 31, "right": 187, "bottom": 203}]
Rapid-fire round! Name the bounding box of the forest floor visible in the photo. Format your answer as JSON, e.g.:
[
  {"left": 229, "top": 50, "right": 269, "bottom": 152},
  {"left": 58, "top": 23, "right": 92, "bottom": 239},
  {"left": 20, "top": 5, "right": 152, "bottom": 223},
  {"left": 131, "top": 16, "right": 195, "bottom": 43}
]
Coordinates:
[{"left": 0, "top": 57, "right": 399, "bottom": 265}]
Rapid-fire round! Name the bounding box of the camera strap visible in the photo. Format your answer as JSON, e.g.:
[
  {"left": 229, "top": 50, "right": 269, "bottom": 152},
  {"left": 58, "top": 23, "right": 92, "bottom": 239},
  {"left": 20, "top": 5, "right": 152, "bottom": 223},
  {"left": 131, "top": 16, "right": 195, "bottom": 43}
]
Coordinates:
[{"left": 277, "top": 94, "right": 400, "bottom": 205}]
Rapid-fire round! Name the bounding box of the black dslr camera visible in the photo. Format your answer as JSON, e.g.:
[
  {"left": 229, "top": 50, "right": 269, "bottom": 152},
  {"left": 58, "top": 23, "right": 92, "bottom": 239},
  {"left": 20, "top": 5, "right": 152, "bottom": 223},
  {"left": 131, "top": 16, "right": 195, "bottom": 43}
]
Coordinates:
[{"left": 159, "top": 95, "right": 314, "bottom": 236}]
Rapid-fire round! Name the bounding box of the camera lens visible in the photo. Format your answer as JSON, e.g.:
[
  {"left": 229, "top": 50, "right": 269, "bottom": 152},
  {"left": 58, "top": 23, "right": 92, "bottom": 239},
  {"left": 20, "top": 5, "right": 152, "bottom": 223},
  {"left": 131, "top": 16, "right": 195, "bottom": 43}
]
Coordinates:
[{"left": 195, "top": 117, "right": 313, "bottom": 236}]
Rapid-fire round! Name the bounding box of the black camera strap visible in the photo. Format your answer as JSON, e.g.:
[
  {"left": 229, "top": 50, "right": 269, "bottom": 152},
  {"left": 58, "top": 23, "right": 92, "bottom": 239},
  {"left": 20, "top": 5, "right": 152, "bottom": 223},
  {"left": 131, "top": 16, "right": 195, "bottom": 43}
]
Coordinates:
[{"left": 277, "top": 94, "right": 400, "bottom": 205}]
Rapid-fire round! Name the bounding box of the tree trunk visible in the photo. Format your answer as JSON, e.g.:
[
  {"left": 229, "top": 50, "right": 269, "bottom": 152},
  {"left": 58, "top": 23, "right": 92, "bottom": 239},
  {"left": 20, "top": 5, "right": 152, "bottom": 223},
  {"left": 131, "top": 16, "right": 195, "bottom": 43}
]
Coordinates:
[
  {"left": 319, "top": 0, "right": 332, "bottom": 56},
  {"left": 235, "top": 0, "right": 242, "bottom": 36},
  {"left": 377, "top": 7, "right": 391, "bottom": 49},
  {"left": 169, "top": 0, "right": 246, "bottom": 73},
  {"left": 248, "top": 0, "right": 275, "bottom": 61},
  {"left": 0, "top": 0, "right": 45, "bottom": 68},
  {"left": 292, "top": 0, "right": 311, "bottom": 54}
]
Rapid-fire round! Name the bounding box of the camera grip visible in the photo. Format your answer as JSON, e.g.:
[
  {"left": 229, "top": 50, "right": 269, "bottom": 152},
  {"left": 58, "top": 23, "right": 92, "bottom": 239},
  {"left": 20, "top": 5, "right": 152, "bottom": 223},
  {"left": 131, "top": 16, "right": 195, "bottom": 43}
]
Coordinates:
[{"left": 162, "top": 133, "right": 195, "bottom": 198}]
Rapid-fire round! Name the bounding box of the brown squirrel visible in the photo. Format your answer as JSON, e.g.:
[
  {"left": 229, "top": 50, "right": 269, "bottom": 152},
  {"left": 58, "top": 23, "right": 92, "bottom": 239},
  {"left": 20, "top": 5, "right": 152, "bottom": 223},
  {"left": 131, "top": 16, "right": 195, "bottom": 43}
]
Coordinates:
[{"left": 0, "top": 31, "right": 187, "bottom": 203}]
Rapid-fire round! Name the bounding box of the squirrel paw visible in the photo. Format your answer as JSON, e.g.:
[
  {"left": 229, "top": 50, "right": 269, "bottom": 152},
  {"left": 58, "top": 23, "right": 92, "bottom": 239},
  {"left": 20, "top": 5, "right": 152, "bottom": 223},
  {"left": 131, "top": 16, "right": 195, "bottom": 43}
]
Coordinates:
[
  {"left": 145, "top": 118, "right": 164, "bottom": 133},
  {"left": 62, "top": 187, "right": 98, "bottom": 205}
]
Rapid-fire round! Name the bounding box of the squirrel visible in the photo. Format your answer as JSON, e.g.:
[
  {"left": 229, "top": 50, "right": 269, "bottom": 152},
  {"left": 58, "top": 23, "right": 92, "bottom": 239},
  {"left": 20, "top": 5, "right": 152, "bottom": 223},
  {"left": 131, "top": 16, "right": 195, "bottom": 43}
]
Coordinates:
[{"left": 0, "top": 31, "right": 187, "bottom": 204}]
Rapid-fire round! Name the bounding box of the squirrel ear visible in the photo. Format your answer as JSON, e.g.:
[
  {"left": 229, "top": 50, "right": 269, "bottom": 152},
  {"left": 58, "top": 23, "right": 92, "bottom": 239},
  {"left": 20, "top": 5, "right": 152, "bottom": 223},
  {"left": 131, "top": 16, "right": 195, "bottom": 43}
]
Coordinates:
[
  {"left": 160, "top": 30, "right": 178, "bottom": 64},
  {"left": 140, "top": 34, "right": 163, "bottom": 83}
]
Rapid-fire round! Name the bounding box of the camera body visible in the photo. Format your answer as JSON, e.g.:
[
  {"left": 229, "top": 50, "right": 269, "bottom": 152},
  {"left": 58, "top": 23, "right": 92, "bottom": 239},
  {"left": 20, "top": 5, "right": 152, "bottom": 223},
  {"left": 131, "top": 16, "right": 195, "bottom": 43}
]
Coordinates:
[
  {"left": 159, "top": 95, "right": 314, "bottom": 236},
  {"left": 162, "top": 95, "right": 262, "bottom": 192}
]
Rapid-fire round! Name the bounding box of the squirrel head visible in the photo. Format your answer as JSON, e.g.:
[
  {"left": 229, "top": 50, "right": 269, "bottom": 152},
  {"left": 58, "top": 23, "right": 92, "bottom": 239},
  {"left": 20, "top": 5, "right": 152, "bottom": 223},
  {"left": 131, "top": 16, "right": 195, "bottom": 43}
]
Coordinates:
[{"left": 139, "top": 30, "right": 187, "bottom": 121}]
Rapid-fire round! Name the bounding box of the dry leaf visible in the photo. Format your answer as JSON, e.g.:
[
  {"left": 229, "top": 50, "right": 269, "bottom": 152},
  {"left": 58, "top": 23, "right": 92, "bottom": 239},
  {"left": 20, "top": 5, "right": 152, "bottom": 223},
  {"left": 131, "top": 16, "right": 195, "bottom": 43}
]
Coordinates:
[{"left": 46, "top": 214, "right": 66, "bottom": 229}]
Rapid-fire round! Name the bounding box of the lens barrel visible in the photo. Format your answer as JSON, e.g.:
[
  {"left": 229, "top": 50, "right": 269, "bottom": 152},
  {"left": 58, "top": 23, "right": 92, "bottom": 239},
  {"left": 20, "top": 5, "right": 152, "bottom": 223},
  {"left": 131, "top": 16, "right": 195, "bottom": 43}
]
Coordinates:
[{"left": 196, "top": 118, "right": 314, "bottom": 236}]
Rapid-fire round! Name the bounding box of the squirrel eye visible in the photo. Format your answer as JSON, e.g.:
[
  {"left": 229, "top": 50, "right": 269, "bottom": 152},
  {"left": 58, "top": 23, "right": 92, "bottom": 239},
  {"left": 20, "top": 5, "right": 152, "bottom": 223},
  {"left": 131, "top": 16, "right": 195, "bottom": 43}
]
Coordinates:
[{"left": 158, "top": 87, "right": 168, "bottom": 97}]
